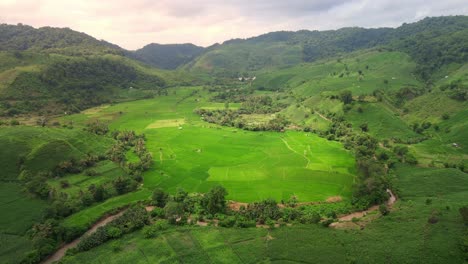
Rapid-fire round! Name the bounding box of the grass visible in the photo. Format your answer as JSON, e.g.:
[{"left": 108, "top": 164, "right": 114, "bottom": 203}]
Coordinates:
[
  {"left": 0, "top": 233, "right": 34, "bottom": 264},
  {"left": 0, "top": 183, "right": 46, "bottom": 235}
]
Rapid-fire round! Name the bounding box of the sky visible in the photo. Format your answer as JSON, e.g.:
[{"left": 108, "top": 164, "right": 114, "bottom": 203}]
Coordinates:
[{"left": 0, "top": 0, "right": 467, "bottom": 50}]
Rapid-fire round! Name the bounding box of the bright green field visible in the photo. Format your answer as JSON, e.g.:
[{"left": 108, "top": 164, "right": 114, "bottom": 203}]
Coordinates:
[{"left": 60, "top": 87, "right": 356, "bottom": 203}]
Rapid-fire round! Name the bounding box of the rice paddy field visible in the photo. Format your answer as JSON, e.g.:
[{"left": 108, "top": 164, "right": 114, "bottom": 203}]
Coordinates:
[{"left": 60, "top": 87, "right": 356, "bottom": 204}]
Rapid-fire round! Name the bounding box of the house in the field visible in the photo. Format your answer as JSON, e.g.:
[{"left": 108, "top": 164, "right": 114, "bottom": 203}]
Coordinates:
[{"left": 452, "top": 143, "right": 459, "bottom": 147}]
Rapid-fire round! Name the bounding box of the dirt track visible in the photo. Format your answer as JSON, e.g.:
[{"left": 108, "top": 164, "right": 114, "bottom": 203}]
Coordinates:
[
  {"left": 42, "top": 210, "right": 126, "bottom": 264},
  {"left": 330, "top": 189, "right": 397, "bottom": 228}
]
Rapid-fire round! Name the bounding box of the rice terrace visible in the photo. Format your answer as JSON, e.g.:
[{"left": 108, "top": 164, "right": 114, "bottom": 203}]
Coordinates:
[{"left": 0, "top": 5, "right": 467, "bottom": 264}]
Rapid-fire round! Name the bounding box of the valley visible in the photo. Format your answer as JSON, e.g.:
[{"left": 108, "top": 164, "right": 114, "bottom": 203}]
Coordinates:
[{"left": 0, "top": 15, "right": 466, "bottom": 264}]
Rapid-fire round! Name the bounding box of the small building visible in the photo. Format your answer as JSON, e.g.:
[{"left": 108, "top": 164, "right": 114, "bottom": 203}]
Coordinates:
[{"left": 452, "top": 143, "right": 459, "bottom": 148}]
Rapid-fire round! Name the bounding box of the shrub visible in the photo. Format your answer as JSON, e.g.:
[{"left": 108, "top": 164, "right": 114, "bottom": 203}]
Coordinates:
[
  {"left": 77, "top": 227, "right": 108, "bottom": 251},
  {"left": 379, "top": 204, "right": 389, "bottom": 216},
  {"left": 143, "top": 225, "right": 159, "bottom": 238},
  {"left": 152, "top": 188, "right": 169, "bottom": 207},
  {"left": 10, "top": 119, "right": 20, "bottom": 126},
  {"left": 218, "top": 216, "right": 236, "bottom": 228},
  {"left": 150, "top": 207, "right": 165, "bottom": 218},
  {"left": 106, "top": 226, "right": 122, "bottom": 239},
  {"left": 299, "top": 212, "right": 321, "bottom": 224}
]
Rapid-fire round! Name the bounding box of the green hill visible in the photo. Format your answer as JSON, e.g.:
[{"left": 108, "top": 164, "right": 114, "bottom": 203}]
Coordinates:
[
  {"left": 186, "top": 16, "right": 468, "bottom": 80},
  {"left": 0, "top": 23, "right": 123, "bottom": 55},
  {"left": 131, "top": 43, "right": 205, "bottom": 69},
  {"left": 0, "top": 25, "right": 206, "bottom": 116}
]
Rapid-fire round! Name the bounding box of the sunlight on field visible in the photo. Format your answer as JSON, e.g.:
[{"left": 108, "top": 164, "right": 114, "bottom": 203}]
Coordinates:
[{"left": 146, "top": 118, "right": 186, "bottom": 129}]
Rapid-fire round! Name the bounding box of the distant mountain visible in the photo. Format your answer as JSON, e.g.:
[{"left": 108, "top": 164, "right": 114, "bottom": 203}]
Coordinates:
[
  {"left": 0, "top": 23, "right": 123, "bottom": 55},
  {"left": 131, "top": 43, "right": 205, "bottom": 69},
  {"left": 185, "top": 16, "right": 468, "bottom": 79}
]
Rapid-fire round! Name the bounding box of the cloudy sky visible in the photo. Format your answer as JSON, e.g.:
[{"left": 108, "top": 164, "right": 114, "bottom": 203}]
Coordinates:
[{"left": 0, "top": 0, "right": 467, "bottom": 50}]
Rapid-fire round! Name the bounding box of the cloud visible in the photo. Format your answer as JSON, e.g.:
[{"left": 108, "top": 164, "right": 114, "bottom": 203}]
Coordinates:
[{"left": 0, "top": 0, "right": 467, "bottom": 49}]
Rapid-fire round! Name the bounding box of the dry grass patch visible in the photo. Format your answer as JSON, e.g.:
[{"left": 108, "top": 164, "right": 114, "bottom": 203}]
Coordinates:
[{"left": 146, "top": 119, "right": 186, "bottom": 129}]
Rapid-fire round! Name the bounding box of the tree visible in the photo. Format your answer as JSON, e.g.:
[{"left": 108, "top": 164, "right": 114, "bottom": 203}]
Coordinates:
[
  {"left": 93, "top": 185, "right": 105, "bottom": 202},
  {"left": 152, "top": 188, "right": 169, "bottom": 207},
  {"left": 339, "top": 90, "right": 353, "bottom": 104},
  {"left": 359, "top": 123, "right": 369, "bottom": 132},
  {"left": 203, "top": 185, "right": 228, "bottom": 215},
  {"left": 164, "top": 201, "right": 184, "bottom": 224},
  {"left": 379, "top": 204, "right": 389, "bottom": 216},
  {"left": 174, "top": 188, "right": 188, "bottom": 203},
  {"left": 112, "top": 177, "right": 136, "bottom": 195}
]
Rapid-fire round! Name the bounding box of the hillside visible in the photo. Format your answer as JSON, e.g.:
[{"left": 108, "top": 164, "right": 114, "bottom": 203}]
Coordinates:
[
  {"left": 0, "top": 25, "right": 205, "bottom": 117},
  {"left": 186, "top": 16, "right": 468, "bottom": 79},
  {"left": 0, "top": 23, "right": 123, "bottom": 55}
]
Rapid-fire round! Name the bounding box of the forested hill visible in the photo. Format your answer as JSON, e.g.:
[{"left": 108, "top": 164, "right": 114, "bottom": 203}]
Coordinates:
[
  {"left": 0, "top": 24, "right": 123, "bottom": 55},
  {"left": 186, "top": 16, "right": 468, "bottom": 79},
  {"left": 0, "top": 25, "right": 200, "bottom": 117},
  {"left": 130, "top": 43, "right": 205, "bottom": 69},
  {"left": 0, "top": 24, "right": 206, "bottom": 70}
]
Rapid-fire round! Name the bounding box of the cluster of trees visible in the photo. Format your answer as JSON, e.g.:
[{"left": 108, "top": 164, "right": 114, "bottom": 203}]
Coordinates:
[
  {"left": 196, "top": 108, "right": 290, "bottom": 132},
  {"left": 151, "top": 186, "right": 228, "bottom": 225},
  {"left": 85, "top": 121, "right": 109, "bottom": 135},
  {"left": 240, "top": 95, "right": 285, "bottom": 114},
  {"left": 152, "top": 186, "right": 348, "bottom": 229},
  {"left": 317, "top": 118, "right": 394, "bottom": 209},
  {"left": 22, "top": 153, "right": 106, "bottom": 199},
  {"left": 108, "top": 130, "right": 153, "bottom": 180},
  {"left": 1, "top": 56, "right": 167, "bottom": 116},
  {"left": 210, "top": 87, "right": 254, "bottom": 102}
]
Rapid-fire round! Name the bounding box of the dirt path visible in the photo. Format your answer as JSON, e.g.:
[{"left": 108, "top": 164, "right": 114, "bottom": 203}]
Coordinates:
[
  {"left": 42, "top": 210, "right": 126, "bottom": 264},
  {"left": 314, "top": 111, "right": 332, "bottom": 122},
  {"left": 330, "top": 189, "right": 397, "bottom": 228}
]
